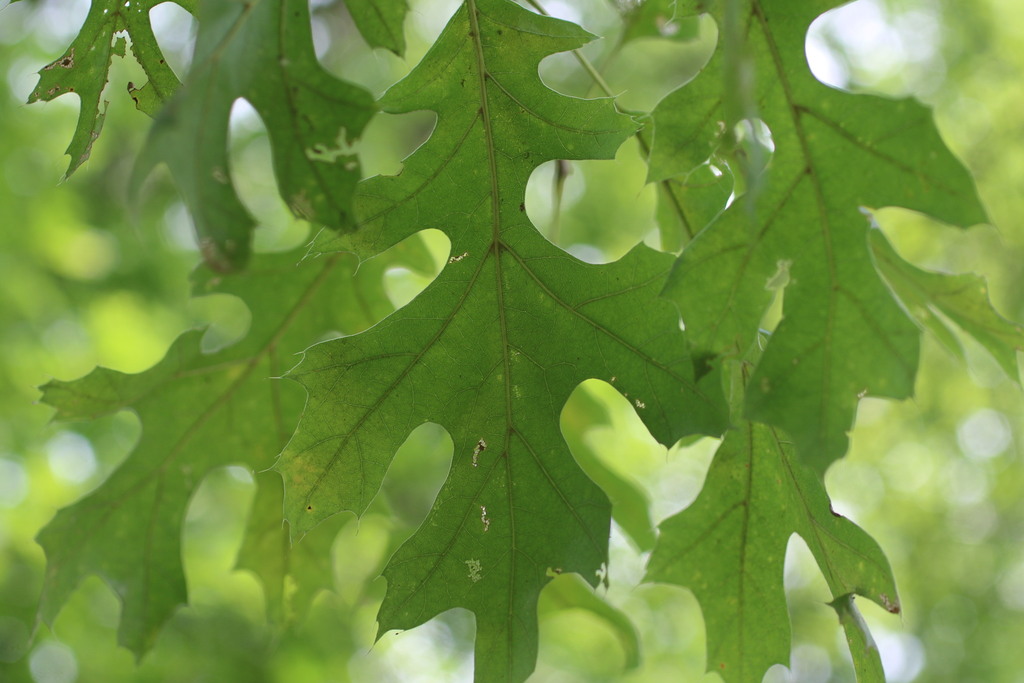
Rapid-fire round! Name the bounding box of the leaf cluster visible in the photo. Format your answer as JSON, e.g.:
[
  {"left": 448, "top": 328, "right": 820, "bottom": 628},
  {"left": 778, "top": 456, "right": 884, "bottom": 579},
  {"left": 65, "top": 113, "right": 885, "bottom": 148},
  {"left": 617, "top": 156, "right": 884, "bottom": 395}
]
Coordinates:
[{"left": 23, "top": 0, "right": 1021, "bottom": 681}]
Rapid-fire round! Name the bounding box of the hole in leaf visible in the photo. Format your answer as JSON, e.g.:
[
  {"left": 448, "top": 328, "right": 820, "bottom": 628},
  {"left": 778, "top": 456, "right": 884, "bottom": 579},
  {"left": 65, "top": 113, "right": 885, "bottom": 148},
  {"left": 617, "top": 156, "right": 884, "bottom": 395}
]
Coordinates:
[{"left": 728, "top": 117, "right": 775, "bottom": 188}]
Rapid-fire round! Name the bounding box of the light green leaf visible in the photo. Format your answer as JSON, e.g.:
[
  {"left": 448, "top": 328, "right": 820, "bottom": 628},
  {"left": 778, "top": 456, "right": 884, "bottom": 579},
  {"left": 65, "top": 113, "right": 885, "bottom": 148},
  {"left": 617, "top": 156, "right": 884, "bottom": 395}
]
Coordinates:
[
  {"left": 561, "top": 383, "right": 657, "bottom": 552},
  {"left": 619, "top": 0, "right": 701, "bottom": 45},
  {"left": 136, "top": 0, "right": 376, "bottom": 271},
  {"left": 35, "top": 243, "right": 420, "bottom": 656},
  {"left": 646, "top": 420, "right": 897, "bottom": 681},
  {"left": 237, "top": 471, "right": 349, "bottom": 626},
  {"left": 538, "top": 573, "right": 641, "bottom": 671},
  {"left": 27, "top": 0, "right": 187, "bottom": 177},
  {"left": 659, "top": 0, "right": 987, "bottom": 472},
  {"left": 870, "top": 229, "right": 1024, "bottom": 380},
  {"left": 640, "top": 47, "right": 737, "bottom": 251},
  {"left": 830, "top": 593, "right": 886, "bottom": 683},
  {"left": 276, "top": 2, "right": 728, "bottom": 680},
  {"left": 347, "top": 0, "right": 409, "bottom": 56}
]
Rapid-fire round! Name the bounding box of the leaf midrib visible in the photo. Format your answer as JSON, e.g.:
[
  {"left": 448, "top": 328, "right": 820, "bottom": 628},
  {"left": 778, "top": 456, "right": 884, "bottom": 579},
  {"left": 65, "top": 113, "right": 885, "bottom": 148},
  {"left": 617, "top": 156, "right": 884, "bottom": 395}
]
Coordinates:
[
  {"left": 468, "top": 3, "right": 521, "bottom": 676},
  {"left": 749, "top": 0, "right": 839, "bottom": 447}
]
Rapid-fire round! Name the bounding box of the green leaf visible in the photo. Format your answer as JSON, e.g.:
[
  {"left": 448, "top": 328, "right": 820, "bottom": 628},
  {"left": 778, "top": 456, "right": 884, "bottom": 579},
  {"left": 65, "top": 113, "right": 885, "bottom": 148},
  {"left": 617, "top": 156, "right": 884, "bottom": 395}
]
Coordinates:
[
  {"left": 27, "top": 0, "right": 187, "bottom": 177},
  {"left": 830, "top": 594, "right": 886, "bottom": 683},
  {"left": 538, "top": 573, "right": 642, "bottom": 671},
  {"left": 561, "top": 383, "right": 657, "bottom": 552},
  {"left": 619, "top": 0, "right": 701, "bottom": 45},
  {"left": 639, "top": 47, "right": 738, "bottom": 250},
  {"left": 646, "top": 420, "right": 898, "bottom": 681},
  {"left": 659, "top": 0, "right": 988, "bottom": 472},
  {"left": 870, "top": 228, "right": 1024, "bottom": 380},
  {"left": 276, "top": 2, "right": 728, "bottom": 680},
  {"left": 35, "top": 244, "right": 414, "bottom": 656},
  {"left": 346, "top": 0, "right": 409, "bottom": 56},
  {"left": 135, "top": 0, "right": 376, "bottom": 272},
  {"left": 236, "top": 471, "right": 349, "bottom": 627}
]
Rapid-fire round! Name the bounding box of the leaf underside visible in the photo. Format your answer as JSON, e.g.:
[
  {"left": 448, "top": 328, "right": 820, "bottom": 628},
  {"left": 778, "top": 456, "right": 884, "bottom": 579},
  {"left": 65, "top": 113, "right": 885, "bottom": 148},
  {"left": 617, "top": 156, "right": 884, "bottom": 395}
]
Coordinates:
[
  {"left": 346, "top": 0, "right": 410, "bottom": 56},
  {"left": 27, "top": 0, "right": 1007, "bottom": 681},
  {"left": 647, "top": 419, "right": 897, "bottom": 681},
  {"left": 277, "top": 2, "right": 727, "bottom": 681},
  {"left": 659, "top": 0, "right": 988, "bottom": 474},
  {"left": 136, "top": 0, "right": 376, "bottom": 271},
  {"left": 28, "top": 0, "right": 187, "bottom": 177},
  {"left": 36, "top": 242, "right": 429, "bottom": 655},
  {"left": 643, "top": 0, "right": 988, "bottom": 679}
]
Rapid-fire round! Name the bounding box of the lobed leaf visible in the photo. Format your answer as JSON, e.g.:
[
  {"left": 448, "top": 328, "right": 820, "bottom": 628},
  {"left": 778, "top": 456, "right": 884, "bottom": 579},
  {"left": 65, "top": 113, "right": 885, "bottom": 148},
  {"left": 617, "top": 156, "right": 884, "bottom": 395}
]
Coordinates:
[
  {"left": 27, "top": 0, "right": 188, "bottom": 177},
  {"left": 870, "top": 229, "right": 1024, "bottom": 380},
  {"left": 35, "top": 243, "right": 426, "bottom": 656},
  {"left": 657, "top": 0, "right": 988, "bottom": 472},
  {"left": 135, "top": 0, "right": 376, "bottom": 271},
  {"left": 646, "top": 420, "right": 898, "bottom": 681},
  {"left": 236, "top": 471, "right": 349, "bottom": 626},
  {"left": 276, "top": 2, "right": 728, "bottom": 680}
]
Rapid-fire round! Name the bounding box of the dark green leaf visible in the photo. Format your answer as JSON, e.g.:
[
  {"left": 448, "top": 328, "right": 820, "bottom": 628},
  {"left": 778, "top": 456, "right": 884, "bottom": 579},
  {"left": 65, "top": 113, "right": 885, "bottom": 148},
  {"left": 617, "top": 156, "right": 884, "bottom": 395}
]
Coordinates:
[
  {"left": 136, "top": 0, "right": 376, "bottom": 271},
  {"left": 276, "top": 2, "right": 727, "bottom": 680}
]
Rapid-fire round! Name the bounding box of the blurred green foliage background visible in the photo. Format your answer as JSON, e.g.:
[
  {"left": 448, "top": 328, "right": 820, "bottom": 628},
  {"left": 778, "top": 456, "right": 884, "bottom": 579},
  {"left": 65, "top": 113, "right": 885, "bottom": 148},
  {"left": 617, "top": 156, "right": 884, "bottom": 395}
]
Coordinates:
[{"left": 1, "top": 0, "right": 1022, "bottom": 681}]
